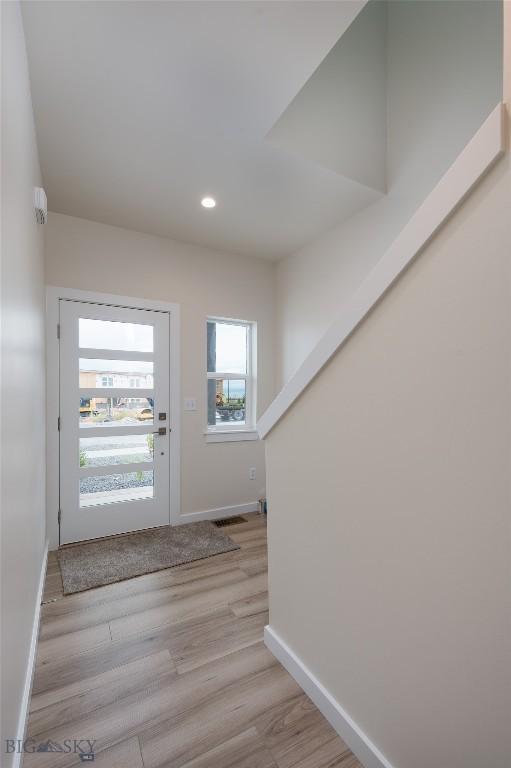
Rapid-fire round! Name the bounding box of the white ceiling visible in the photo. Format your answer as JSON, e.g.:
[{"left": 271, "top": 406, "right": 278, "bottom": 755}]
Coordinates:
[{"left": 22, "top": 0, "right": 379, "bottom": 260}]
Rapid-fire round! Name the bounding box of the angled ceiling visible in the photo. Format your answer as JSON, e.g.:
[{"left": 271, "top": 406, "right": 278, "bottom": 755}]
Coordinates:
[
  {"left": 22, "top": 0, "right": 381, "bottom": 259},
  {"left": 268, "top": 0, "right": 387, "bottom": 193}
]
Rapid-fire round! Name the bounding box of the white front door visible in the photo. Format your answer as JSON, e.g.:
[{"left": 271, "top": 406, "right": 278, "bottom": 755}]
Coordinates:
[{"left": 59, "top": 299, "right": 171, "bottom": 544}]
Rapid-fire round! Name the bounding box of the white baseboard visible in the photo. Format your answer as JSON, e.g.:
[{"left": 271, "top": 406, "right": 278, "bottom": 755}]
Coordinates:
[
  {"left": 264, "top": 625, "right": 395, "bottom": 768},
  {"left": 179, "top": 501, "right": 259, "bottom": 524},
  {"left": 14, "top": 541, "right": 48, "bottom": 768}
]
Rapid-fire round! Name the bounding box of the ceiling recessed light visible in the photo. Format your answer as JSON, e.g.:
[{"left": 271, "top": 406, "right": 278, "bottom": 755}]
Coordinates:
[{"left": 201, "top": 196, "right": 216, "bottom": 209}]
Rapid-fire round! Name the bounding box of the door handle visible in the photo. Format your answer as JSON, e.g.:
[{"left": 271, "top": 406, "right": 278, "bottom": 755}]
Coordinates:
[{"left": 153, "top": 427, "right": 167, "bottom": 436}]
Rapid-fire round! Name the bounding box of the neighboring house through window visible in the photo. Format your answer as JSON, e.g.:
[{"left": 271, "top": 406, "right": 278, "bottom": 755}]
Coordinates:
[{"left": 207, "top": 318, "right": 256, "bottom": 434}]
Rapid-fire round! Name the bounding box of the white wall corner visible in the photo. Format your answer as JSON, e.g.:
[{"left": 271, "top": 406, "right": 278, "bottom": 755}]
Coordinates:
[
  {"left": 258, "top": 103, "right": 506, "bottom": 439},
  {"left": 264, "top": 625, "right": 395, "bottom": 768}
]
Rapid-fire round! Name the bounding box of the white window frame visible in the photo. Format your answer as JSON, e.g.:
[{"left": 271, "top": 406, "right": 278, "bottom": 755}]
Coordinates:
[{"left": 206, "top": 317, "right": 258, "bottom": 442}]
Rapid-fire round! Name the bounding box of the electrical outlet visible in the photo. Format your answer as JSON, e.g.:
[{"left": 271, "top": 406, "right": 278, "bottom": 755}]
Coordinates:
[
  {"left": 249, "top": 467, "right": 256, "bottom": 480},
  {"left": 184, "top": 398, "right": 197, "bottom": 411}
]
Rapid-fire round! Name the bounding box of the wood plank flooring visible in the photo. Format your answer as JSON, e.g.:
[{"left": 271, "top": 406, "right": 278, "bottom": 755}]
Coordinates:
[{"left": 26, "top": 514, "right": 362, "bottom": 768}]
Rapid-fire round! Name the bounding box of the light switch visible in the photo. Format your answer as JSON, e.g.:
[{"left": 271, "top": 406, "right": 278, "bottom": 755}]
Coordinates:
[{"left": 184, "top": 398, "right": 197, "bottom": 412}]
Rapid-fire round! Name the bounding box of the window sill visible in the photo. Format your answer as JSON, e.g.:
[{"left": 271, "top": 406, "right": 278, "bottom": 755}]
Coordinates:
[{"left": 205, "top": 430, "right": 259, "bottom": 443}]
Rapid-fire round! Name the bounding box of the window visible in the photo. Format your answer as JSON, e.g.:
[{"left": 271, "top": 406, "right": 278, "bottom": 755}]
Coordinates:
[
  {"left": 100, "top": 375, "right": 114, "bottom": 387},
  {"left": 207, "top": 318, "right": 256, "bottom": 436}
]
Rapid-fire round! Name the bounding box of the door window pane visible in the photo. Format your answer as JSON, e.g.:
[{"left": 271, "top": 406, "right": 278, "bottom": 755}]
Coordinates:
[
  {"left": 207, "top": 379, "right": 246, "bottom": 426},
  {"left": 79, "top": 319, "right": 153, "bottom": 352},
  {"left": 80, "top": 471, "right": 154, "bottom": 507},
  {"left": 79, "top": 359, "right": 153, "bottom": 388},
  {"left": 207, "top": 321, "right": 247, "bottom": 374},
  {"left": 80, "top": 434, "right": 153, "bottom": 468},
  {"left": 79, "top": 398, "right": 153, "bottom": 426}
]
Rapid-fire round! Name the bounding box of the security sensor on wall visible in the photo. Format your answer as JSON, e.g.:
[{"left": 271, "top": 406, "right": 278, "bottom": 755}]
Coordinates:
[{"left": 34, "top": 187, "right": 47, "bottom": 224}]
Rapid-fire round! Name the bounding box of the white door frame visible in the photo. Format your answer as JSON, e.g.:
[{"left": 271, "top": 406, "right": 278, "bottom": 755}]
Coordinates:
[{"left": 46, "top": 286, "right": 181, "bottom": 549}]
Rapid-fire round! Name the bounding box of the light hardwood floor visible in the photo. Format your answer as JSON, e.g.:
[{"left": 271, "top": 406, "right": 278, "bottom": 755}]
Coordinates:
[{"left": 26, "top": 514, "right": 362, "bottom": 768}]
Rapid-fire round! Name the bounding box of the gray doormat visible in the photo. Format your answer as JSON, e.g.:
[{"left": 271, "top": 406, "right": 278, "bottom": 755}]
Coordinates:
[{"left": 57, "top": 521, "right": 240, "bottom": 595}]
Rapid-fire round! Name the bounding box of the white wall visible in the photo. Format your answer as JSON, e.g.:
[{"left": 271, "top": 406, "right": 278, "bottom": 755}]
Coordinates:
[
  {"left": 45, "top": 213, "right": 276, "bottom": 546},
  {"left": 268, "top": 0, "right": 387, "bottom": 193},
  {"left": 0, "top": 2, "right": 47, "bottom": 763},
  {"left": 276, "top": 0, "right": 502, "bottom": 386},
  {"left": 265, "top": 128, "right": 511, "bottom": 768}
]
